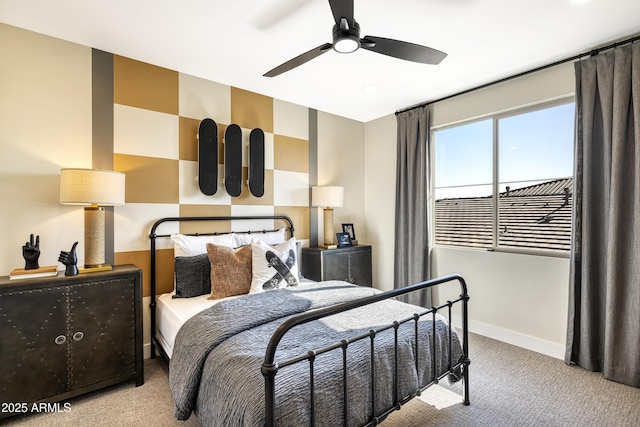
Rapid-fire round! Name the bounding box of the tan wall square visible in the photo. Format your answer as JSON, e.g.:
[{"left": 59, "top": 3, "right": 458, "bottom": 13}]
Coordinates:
[
  {"left": 232, "top": 168, "right": 274, "bottom": 206},
  {"left": 115, "top": 154, "right": 179, "bottom": 204},
  {"left": 276, "top": 206, "right": 310, "bottom": 240},
  {"left": 274, "top": 135, "right": 309, "bottom": 173},
  {"left": 179, "top": 116, "right": 200, "bottom": 161},
  {"left": 115, "top": 249, "right": 174, "bottom": 297},
  {"left": 231, "top": 87, "right": 273, "bottom": 133},
  {"left": 114, "top": 55, "right": 178, "bottom": 115},
  {"left": 178, "top": 204, "right": 232, "bottom": 234}
]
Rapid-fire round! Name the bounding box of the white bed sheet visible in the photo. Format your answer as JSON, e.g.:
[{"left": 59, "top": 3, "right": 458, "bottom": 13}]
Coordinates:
[
  {"left": 157, "top": 292, "right": 232, "bottom": 359},
  {"left": 156, "top": 279, "right": 316, "bottom": 359}
]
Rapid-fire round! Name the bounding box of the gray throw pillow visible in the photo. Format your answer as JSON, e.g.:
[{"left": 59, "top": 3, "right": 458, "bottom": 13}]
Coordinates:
[{"left": 173, "top": 253, "right": 211, "bottom": 298}]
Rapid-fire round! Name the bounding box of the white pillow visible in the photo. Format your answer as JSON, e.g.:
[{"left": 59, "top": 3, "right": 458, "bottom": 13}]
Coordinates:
[
  {"left": 234, "top": 228, "right": 287, "bottom": 246},
  {"left": 171, "top": 233, "right": 236, "bottom": 257},
  {"left": 250, "top": 238, "right": 299, "bottom": 293}
]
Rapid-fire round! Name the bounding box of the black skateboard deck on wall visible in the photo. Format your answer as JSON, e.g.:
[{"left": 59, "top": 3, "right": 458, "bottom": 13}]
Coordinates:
[
  {"left": 248, "top": 128, "right": 265, "bottom": 197},
  {"left": 198, "top": 118, "right": 218, "bottom": 196},
  {"left": 224, "top": 124, "right": 243, "bottom": 197}
]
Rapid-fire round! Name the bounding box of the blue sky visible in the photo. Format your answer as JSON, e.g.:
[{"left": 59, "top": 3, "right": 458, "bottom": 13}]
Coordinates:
[{"left": 434, "top": 102, "right": 574, "bottom": 199}]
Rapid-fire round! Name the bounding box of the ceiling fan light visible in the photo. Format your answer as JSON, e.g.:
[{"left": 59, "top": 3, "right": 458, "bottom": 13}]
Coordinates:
[
  {"left": 332, "top": 20, "right": 361, "bottom": 54},
  {"left": 334, "top": 36, "right": 360, "bottom": 53}
]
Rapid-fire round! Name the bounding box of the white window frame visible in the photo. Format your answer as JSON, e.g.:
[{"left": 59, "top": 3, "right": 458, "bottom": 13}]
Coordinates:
[{"left": 430, "top": 96, "right": 575, "bottom": 258}]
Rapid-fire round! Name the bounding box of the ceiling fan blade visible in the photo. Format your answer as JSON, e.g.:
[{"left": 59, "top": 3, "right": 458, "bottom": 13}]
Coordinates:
[
  {"left": 361, "top": 36, "right": 447, "bottom": 65},
  {"left": 328, "top": 0, "right": 354, "bottom": 26},
  {"left": 263, "top": 43, "right": 333, "bottom": 77}
]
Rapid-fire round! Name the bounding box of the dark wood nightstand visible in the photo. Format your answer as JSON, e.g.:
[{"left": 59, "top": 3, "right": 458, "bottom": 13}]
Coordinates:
[
  {"left": 301, "top": 245, "right": 372, "bottom": 286},
  {"left": 0, "top": 264, "right": 143, "bottom": 420}
]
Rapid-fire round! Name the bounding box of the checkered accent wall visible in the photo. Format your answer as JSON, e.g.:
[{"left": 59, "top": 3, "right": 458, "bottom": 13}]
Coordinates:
[{"left": 109, "top": 56, "right": 311, "bottom": 297}]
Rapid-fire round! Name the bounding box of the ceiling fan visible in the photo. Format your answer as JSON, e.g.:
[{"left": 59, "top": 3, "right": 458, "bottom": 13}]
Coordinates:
[{"left": 263, "top": 0, "right": 447, "bottom": 77}]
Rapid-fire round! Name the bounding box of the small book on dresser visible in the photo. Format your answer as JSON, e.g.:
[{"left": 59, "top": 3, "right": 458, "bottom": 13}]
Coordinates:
[{"left": 9, "top": 265, "right": 58, "bottom": 280}]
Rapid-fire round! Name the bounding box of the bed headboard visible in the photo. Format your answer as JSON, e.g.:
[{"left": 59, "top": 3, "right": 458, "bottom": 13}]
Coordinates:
[{"left": 148, "top": 215, "right": 294, "bottom": 359}]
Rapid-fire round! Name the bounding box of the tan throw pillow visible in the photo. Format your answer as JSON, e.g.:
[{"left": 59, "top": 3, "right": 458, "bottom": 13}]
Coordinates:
[{"left": 206, "top": 243, "right": 252, "bottom": 300}]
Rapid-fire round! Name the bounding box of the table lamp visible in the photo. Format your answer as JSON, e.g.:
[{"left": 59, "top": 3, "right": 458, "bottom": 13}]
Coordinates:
[
  {"left": 59, "top": 168, "right": 125, "bottom": 269},
  {"left": 311, "top": 186, "right": 344, "bottom": 247}
]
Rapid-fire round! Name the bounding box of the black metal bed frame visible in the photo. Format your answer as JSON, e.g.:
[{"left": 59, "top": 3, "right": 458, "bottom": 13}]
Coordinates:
[
  {"left": 149, "top": 215, "right": 295, "bottom": 360},
  {"left": 149, "top": 215, "right": 470, "bottom": 426}
]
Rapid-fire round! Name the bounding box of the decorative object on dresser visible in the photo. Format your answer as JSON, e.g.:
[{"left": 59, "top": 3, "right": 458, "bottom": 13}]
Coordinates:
[
  {"left": 311, "top": 185, "right": 344, "bottom": 247},
  {"left": 58, "top": 241, "right": 79, "bottom": 276},
  {"left": 21, "top": 233, "right": 40, "bottom": 269},
  {"left": 10, "top": 234, "right": 57, "bottom": 280},
  {"left": 0, "top": 264, "right": 144, "bottom": 420},
  {"left": 301, "top": 244, "right": 372, "bottom": 286},
  {"left": 59, "top": 168, "right": 125, "bottom": 271}
]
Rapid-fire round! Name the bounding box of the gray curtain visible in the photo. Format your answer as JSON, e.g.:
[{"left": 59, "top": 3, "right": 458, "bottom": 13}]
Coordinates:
[
  {"left": 565, "top": 43, "right": 640, "bottom": 387},
  {"left": 394, "top": 106, "right": 431, "bottom": 307}
]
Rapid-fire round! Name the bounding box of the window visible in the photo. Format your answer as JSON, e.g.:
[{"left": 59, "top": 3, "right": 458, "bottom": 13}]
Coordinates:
[{"left": 433, "top": 99, "right": 575, "bottom": 253}]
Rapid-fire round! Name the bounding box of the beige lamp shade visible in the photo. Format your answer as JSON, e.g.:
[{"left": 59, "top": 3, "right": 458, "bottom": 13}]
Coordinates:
[
  {"left": 60, "top": 168, "right": 125, "bottom": 269},
  {"left": 311, "top": 186, "right": 344, "bottom": 208},
  {"left": 60, "top": 168, "right": 125, "bottom": 206}
]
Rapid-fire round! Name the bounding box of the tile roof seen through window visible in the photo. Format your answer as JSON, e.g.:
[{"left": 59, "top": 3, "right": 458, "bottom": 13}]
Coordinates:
[{"left": 435, "top": 177, "right": 573, "bottom": 251}]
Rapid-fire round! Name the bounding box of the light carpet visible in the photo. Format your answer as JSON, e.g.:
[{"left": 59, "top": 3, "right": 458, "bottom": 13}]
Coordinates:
[{"left": 4, "top": 333, "right": 640, "bottom": 426}]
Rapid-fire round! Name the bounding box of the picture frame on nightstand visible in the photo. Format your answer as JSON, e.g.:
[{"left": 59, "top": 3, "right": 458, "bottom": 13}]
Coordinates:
[
  {"left": 336, "top": 232, "right": 352, "bottom": 247},
  {"left": 341, "top": 223, "right": 357, "bottom": 245},
  {"left": 342, "top": 223, "right": 356, "bottom": 240}
]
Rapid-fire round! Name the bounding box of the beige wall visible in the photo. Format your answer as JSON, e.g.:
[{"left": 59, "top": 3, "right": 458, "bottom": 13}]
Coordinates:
[
  {"left": 431, "top": 62, "right": 575, "bottom": 127},
  {"left": 0, "top": 24, "right": 92, "bottom": 273},
  {"left": 363, "top": 114, "right": 397, "bottom": 290},
  {"left": 316, "top": 111, "right": 367, "bottom": 262}
]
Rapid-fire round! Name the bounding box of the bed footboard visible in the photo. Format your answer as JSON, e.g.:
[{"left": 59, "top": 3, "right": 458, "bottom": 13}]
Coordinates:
[{"left": 261, "top": 274, "right": 470, "bottom": 426}]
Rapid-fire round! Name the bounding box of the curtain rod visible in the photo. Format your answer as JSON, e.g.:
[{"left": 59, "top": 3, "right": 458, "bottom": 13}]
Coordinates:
[{"left": 395, "top": 34, "right": 640, "bottom": 116}]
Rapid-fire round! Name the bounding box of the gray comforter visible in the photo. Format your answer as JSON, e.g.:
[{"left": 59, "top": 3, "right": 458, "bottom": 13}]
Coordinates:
[{"left": 170, "top": 281, "right": 463, "bottom": 426}]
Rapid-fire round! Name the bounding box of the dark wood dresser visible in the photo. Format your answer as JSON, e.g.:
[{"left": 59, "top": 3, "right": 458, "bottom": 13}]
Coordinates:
[
  {"left": 0, "top": 264, "right": 143, "bottom": 419},
  {"left": 301, "top": 245, "right": 372, "bottom": 286}
]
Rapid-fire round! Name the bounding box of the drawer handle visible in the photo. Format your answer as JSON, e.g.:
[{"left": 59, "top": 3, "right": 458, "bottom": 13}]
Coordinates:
[
  {"left": 54, "top": 335, "right": 66, "bottom": 345},
  {"left": 73, "top": 331, "right": 84, "bottom": 341}
]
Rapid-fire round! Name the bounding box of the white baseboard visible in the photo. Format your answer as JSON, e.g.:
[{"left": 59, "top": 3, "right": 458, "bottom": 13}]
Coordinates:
[
  {"left": 144, "top": 343, "right": 152, "bottom": 360},
  {"left": 452, "top": 315, "right": 565, "bottom": 360}
]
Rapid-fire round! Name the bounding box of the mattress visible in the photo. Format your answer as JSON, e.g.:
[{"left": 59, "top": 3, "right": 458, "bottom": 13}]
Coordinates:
[{"left": 157, "top": 279, "right": 316, "bottom": 358}]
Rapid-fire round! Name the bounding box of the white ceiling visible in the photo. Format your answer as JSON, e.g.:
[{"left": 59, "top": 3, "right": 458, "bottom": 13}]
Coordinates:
[{"left": 1, "top": 0, "right": 639, "bottom": 122}]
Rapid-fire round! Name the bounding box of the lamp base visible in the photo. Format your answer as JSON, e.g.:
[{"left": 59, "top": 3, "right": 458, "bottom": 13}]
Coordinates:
[
  {"left": 323, "top": 207, "right": 335, "bottom": 247},
  {"left": 84, "top": 206, "right": 106, "bottom": 268}
]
